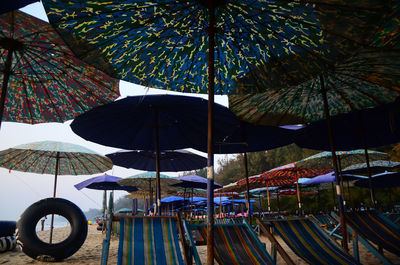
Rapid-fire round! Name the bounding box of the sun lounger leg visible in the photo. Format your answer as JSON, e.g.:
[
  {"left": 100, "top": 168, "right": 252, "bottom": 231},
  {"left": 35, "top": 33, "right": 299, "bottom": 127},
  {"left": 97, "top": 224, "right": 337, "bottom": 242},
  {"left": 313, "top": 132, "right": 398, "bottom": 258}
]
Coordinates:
[
  {"left": 357, "top": 235, "right": 393, "bottom": 265},
  {"left": 352, "top": 230, "right": 359, "bottom": 263}
]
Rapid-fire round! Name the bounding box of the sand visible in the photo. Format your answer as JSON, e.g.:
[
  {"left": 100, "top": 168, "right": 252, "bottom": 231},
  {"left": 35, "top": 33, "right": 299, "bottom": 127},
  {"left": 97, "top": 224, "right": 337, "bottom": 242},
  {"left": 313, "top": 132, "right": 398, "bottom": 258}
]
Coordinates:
[{"left": 0, "top": 224, "right": 398, "bottom": 264}]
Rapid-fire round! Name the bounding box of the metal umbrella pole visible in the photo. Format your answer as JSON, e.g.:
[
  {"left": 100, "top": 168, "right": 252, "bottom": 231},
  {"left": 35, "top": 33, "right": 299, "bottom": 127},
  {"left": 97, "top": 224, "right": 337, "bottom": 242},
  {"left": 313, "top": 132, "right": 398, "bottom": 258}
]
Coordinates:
[
  {"left": 49, "top": 151, "right": 60, "bottom": 244},
  {"left": 320, "top": 75, "right": 348, "bottom": 251}
]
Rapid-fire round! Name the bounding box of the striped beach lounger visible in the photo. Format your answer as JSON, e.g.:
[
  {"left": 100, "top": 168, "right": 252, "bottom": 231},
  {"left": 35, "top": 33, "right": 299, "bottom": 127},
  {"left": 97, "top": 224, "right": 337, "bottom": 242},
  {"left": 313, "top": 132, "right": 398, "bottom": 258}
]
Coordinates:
[
  {"left": 344, "top": 212, "right": 400, "bottom": 257},
  {"left": 272, "top": 219, "right": 360, "bottom": 265},
  {"left": 185, "top": 221, "right": 274, "bottom": 265},
  {"left": 117, "top": 217, "right": 185, "bottom": 265}
]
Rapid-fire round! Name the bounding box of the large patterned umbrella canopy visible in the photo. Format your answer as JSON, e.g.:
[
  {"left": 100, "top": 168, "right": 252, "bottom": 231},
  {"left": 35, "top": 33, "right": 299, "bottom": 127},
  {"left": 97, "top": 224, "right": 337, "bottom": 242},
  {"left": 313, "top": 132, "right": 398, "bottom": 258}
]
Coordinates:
[
  {"left": 295, "top": 150, "right": 389, "bottom": 170},
  {"left": 238, "top": 167, "right": 332, "bottom": 188},
  {"left": 342, "top": 160, "right": 400, "bottom": 176},
  {"left": 0, "top": 141, "right": 113, "bottom": 197},
  {"left": 0, "top": 141, "right": 112, "bottom": 175},
  {"left": 118, "top": 172, "right": 181, "bottom": 192},
  {"left": 229, "top": 48, "right": 400, "bottom": 126},
  {"left": 0, "top": 11, "right": 119, "bottom": 125},
  {"left": 40, "top": 0, "right": 390, "bottom": 95}
]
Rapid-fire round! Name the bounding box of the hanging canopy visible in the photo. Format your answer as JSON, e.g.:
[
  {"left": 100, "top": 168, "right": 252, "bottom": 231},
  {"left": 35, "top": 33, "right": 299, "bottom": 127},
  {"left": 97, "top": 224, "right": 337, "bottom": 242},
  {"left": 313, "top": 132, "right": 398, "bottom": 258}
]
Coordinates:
[
  {"left": 302, "top": 171, "right": 364, "bottom": 185},
  {"left": 354, "top": 172, "right": 400, "bottom": 188}
]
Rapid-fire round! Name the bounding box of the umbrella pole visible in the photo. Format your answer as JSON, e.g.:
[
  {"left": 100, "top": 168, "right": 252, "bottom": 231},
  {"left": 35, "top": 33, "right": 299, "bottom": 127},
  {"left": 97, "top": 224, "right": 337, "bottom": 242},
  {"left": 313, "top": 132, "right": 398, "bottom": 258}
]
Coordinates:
[
  {"left": 0, "top": 48, "right": 14, "bottom": 129},
  {"left": 206, "top": 5, "right": 216, "bottom": 265},
  {"left": 296, "top": 181, "right": 302, "bottom": 216},
  {"left": 266, "top": 184, "right": 271, "bottom": 212},
  {"left": 243, "top": 150, "right": 251, "bottom": 223},
  {"left": 361, "top": 135, "right": 377, "bottom": 208},
  {"left": 320, "top": 75, "right": 348, "bottom": 251},
  {"left": 277, "top": 188, "right": 280, "bottom": 214},
  {"left": 49, "top": 152, "right": 60, "bottom": 244},
  {"left": 154, "top": 110, "right": 161, "bottom": 215}
]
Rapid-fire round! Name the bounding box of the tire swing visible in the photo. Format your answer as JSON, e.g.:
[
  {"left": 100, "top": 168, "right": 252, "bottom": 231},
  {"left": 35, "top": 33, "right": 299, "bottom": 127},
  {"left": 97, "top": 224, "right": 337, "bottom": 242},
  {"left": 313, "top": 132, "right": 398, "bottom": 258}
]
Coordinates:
[{"left": 17, "top": 198, "right": 88, "bottom": 261}]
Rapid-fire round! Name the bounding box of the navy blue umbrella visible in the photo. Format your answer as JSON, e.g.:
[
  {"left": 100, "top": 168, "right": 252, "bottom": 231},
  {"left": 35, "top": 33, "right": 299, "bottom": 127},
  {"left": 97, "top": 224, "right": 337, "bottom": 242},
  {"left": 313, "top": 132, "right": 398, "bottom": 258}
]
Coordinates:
[
  {"left": 106, "top": 150, "right": 206, "bottom": 172},
  {"left": 354, "top": 172, "right": 400, "bottom": 188},
  {"left": 71, "top": 94, "right": 238, "bottom": 215},
  {"left": 295, "top": 99, "right": 400, "bottom": 151}
]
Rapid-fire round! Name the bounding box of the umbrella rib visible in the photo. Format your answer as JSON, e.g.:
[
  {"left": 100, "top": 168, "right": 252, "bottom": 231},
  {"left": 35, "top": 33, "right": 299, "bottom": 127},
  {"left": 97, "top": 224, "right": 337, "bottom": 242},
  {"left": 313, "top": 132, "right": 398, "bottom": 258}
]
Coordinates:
[
  {"left": 0, "top": 149, "right": 35, "bottom": 170},
  {"left": 85, "top": 154, "right": 113, "bottom": 173}
]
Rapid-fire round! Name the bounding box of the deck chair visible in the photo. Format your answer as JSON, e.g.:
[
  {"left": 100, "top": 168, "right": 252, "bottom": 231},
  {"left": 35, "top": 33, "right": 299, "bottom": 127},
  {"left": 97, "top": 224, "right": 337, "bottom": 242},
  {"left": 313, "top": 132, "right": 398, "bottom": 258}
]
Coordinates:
[
  {"left": 311, "top": 214, "right": 342, "bottom": 239},
  {"left": 340, "top": 211, "right": 400, "bottom": 265},
  {"left": 260, "top": 218, "right": 360, "bottom": 265},
  {"left": 384, "top": 212, "right": 400, "bottom": 226},
  {"left": 101, "top": 215, "right": 188, "bottom": 265},
  {"left": 184, "top": 219, "right": 275, "bottom": 265}
]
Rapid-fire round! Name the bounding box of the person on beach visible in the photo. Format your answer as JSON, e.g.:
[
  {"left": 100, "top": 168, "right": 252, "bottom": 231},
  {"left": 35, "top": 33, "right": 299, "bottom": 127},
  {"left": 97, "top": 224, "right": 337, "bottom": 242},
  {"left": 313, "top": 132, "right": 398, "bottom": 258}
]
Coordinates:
[{"left": 40, "top": 216, "right": 47, "bottom": 231}]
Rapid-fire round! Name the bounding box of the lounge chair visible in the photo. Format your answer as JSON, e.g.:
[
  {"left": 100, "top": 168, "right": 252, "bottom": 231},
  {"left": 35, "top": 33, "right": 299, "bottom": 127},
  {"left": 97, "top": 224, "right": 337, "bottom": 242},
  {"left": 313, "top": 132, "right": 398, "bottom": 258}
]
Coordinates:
[
  {"left": 101, "top": 215, "right": 188, "bottom": 265},
  {"left": 339, "top": 211, "right": 400, "bottom": 265},
  {"left": 384, "top": 212, "right": 400, "bottom": 226},
  {"left": 184, "top": 219, "right": 275, "bottom": 265},
  {"left": 310, "top": 213, "right": 342, "bottom": 239},
  {"left": 259, "top": 217, "right": 360, "bottom": 265}
]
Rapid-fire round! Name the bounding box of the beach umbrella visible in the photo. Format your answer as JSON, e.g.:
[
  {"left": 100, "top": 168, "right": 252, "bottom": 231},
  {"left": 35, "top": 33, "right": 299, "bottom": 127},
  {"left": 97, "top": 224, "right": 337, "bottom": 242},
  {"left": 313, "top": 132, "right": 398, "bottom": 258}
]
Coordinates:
[
  {"left": 71, "top": 94, "right": 237, "bottom": 215},
  {"left": 118, "top": 171, "right": 181, "bottom": 210},
  {"left": 342, "top": 160, "right": 400, "bottom": 176},
  {"left": 295, "top": 150, "right": 389, "bottom": 170},
  {"left": 171, "top": 175, "right": 222, "bottom": 190},
  {"left": 106, "top": 150, "right": 207, "bottom": 172},
  {"left": 294, "top": 100, "right": 400, "bottom": 151},
  {"left": 74, "top": 174, "right": 137, "bottom": 192},
  {"left": 74, "top": 174, "right": 138, "bottom": 216},
  {"left": 42, "top": 1, "right": 391, "bottom": 260},
  {"left": 354, "top": 172, "right": 400, "bottom": 188},
  {"left": 302, "top": 171, "right": 363, "bottom": 185},
  {"left": 0, "top": 140, "right": 113, "bottom": 243},
  {"left": 0, "top": 11, "right": 119, "bottom": 128},
  {"left": 0, "top": 141, "right": 113, "bottom": 197}
]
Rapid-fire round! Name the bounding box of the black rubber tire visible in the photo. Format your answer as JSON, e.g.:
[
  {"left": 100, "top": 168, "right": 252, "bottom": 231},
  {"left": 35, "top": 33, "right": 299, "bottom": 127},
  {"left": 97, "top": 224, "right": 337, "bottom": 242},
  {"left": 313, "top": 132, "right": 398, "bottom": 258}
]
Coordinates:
[
  {"left": 16, "top": 198, "right": 88, "bottom": 261},
  {"left": 0, "top": 221, "right": 16, "bottom": 237}
]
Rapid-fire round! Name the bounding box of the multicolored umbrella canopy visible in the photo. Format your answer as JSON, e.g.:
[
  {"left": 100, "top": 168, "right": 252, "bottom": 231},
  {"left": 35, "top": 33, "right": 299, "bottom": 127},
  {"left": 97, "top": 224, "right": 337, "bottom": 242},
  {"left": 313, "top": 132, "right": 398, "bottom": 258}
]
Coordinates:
[
  {"left": 118, "top": 172, "right": 181, "bottom": 193},
  {"left": 342, "top": 160, "right": 400, "bottom": 176},
  {"left": 229, "top": 49, "right": 400, "bottom": 126},
  {"left": 0, "top": 11, "right": 119, "bottom": 126},
  {"left": 0, "top": 141, "right": 113, "bottom": 197},
  {"left": 41, "top": 1, "right": 390, "bottom": 95},
  {"left": 238, "top": 167, "right": 332, "bottom": 188},
  {"left": 295, "top": 150, "right": 389, "bottom": 170}
]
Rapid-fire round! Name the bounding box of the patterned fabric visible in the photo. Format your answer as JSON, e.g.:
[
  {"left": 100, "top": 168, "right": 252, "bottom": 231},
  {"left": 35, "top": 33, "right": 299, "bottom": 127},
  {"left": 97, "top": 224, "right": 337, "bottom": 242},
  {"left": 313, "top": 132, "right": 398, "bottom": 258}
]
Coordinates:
[
  {"left": 196, "top": 224, "right": 273, "bottom": 265},
  {"left": 0, "top": 141, "right": 112, "bottom": 175},
  {"left": 0, "top": 11, "right": 119, "bottom": 124},
  {"left": 273, "top": 219, "right": 360, "bottom": 265},
  {"left": 229, "top": 49, "right": 400, "bottom": 125},
  {"left": 41, "top": 0, "right": 390, "bottom": 95},
  {"left": 118, "top": 172, "right": 180, "bottom": 192},
  {"left": 295, "top": 150, "right": 389, "bottom": 170},
  {"left": 237, "top": 167, "right": 331, "bottom": 188},
  {"left": 117, "top": 217, "right": 184, "bottom": 265},
  {"left": 344, "top": 212, "right": 400, "bottom": 256}
]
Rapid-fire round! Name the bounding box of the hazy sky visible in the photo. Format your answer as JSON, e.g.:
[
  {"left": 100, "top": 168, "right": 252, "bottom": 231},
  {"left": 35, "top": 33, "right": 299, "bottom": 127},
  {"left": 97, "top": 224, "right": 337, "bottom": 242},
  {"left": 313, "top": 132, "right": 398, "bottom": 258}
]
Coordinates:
[{"left": 0, "top": 2, "right": 229, "bottom": 220}]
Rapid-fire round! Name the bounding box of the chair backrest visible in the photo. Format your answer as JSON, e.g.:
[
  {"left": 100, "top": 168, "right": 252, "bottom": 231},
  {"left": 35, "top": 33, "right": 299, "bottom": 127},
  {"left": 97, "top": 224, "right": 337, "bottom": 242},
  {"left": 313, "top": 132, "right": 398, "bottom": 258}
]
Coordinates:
[
  {"left": 117, "top": 217, "right": 184, "bottom": 265},
  {"left": 272, "top": 219, "right": 360, "bottom": 265},
  {"left": 344, "top": 211, "right": 400, "bottom": 256},
  {"left": 187, "top": 221, "right": 274, "bottom": 265}
]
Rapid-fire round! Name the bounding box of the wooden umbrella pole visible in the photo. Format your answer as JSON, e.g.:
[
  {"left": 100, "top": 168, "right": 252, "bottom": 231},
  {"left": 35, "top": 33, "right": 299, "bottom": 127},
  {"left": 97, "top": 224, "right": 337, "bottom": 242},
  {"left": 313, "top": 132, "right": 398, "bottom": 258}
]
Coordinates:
[
  {"left": 50, "top": 151, "right": 60, "bottom": 244},
  {"left": 320, "top": 75, "right": 348, "bottom": 251},
  {"left": 266, "top": 183, "right": 271, "bottom": 212},
  {"left": 206, "top": 4, "right": 216, "bottom": 264},
  {"left": 296, "top": 181, "right": 302, "bottom": 216},
  {"left": 154, "top": 110, "right": 161, "bottom": 215}
]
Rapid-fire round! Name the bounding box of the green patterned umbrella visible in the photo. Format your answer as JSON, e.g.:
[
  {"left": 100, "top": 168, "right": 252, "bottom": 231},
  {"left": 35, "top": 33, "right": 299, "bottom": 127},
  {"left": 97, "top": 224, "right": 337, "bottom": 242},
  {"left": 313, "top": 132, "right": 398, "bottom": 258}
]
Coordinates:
[
  {"left": 229, "top": 48, "right": 400, "bottom": 126},
  {"left": 295, "top": 150, "right": 389, "bottom": 170},
  {"left": 0, "top": 141, "right": 113, "bottom": 197},
  {"left": 0, "top": 11, "right": 119, "bottom": 127}
]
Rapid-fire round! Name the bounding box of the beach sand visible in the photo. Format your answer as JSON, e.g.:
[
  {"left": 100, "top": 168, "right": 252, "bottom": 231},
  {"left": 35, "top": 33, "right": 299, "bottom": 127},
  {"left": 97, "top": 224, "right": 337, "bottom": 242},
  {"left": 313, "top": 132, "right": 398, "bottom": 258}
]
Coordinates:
[{"left": 0, "top": 225, "right": 398, "bottom": 264}]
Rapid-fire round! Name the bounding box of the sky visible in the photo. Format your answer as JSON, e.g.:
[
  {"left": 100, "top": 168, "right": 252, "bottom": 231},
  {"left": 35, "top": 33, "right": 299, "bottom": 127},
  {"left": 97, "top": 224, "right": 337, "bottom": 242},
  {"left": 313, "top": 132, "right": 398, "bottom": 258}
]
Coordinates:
[{"left": 0, "top": 2, "right": 230, "bottom": 220}]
